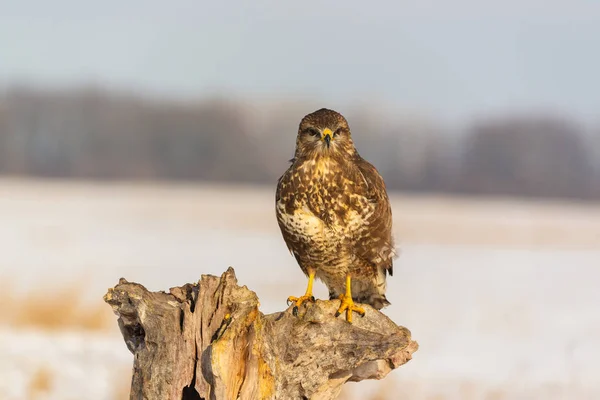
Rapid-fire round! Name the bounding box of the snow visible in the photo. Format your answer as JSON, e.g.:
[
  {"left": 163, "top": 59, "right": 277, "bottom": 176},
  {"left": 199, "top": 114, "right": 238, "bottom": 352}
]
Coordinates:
[
  {"left": 0, "top": 329, "right": 129, "bottom": 400},
  {"left": 0, "top": 179, "right": 599, "bottom": 399}
]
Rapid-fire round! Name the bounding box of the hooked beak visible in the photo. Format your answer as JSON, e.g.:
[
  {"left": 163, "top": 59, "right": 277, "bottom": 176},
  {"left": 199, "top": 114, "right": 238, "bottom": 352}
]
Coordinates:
[{"left": 322, "top": 128, "right": 332, "bottom": 148}]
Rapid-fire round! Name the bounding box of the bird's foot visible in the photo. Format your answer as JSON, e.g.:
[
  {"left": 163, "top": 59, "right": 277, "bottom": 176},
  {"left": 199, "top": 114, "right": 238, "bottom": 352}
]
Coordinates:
[
  {"left": 287, "top": 294, "right": 316, "bottom": 316},
  {"left": 334, "top": 294, "right": 365, "bottom": 323}
]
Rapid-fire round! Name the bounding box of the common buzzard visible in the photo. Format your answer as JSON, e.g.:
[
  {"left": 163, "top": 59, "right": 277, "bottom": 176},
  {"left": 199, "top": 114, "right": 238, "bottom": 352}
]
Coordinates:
[{"left": 275, "top": 108, "right": 396, "bottom": 323}]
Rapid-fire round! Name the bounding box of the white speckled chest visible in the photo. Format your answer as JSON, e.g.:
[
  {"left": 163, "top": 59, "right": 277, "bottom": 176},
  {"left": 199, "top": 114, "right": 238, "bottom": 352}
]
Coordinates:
[{"left": 276, "top": 158, "right": 375, "bottom": 260}]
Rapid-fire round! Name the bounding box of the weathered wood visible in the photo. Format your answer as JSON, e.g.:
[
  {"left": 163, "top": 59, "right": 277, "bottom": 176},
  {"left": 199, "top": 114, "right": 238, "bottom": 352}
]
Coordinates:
[{"left": 104, "top": 268, "right": 418, "bottom": 400}]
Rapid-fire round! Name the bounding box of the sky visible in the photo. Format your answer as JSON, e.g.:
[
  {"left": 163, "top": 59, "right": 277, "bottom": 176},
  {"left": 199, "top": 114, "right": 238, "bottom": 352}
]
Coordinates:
[{"left": 1, "top": 0, "right": 600, "bottom": 121}]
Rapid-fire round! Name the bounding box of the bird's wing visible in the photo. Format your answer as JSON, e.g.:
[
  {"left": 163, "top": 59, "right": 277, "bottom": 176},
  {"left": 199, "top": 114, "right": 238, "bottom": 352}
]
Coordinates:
[
  {"left": 354, "top": 157, "right": 396, "bottom": 276},
  {"left": 275, "top": 165, "right": 300, "bottom": 256}
]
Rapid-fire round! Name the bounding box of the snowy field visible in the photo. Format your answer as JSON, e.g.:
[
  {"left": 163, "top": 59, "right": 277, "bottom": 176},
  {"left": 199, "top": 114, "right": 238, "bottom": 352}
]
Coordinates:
[{"left": 0, "top": 178, "right": 599, "bottom": 399}]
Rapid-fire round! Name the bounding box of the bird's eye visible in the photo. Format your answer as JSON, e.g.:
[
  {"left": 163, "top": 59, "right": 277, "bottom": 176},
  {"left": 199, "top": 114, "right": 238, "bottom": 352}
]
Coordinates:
[
  {"left": 304, "top": 128, "right": 321, "bottom": 137},
  {"left": 333, "top": 128, "right": 344, "bottom": 137}
]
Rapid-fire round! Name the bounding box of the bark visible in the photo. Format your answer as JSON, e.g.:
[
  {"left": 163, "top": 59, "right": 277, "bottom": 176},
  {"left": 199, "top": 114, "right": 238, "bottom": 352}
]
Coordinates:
[{"left": 104, "top": 268, "right": 418, "bottom": 400}]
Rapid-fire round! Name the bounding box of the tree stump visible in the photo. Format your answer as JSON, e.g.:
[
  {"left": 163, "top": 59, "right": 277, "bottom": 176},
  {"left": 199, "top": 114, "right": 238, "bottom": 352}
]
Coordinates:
[{"left": 104, "top": 268, "right": 418, "bottom": 400}]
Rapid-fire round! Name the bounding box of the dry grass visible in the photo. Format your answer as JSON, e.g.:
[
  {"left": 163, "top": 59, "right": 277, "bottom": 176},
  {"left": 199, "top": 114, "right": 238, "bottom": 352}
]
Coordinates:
[
  {"left": 28, "top": 366, "right": 53, "bottom": 399},
  {"left": 0, "top": 277, "right": 113, "bottom": 331},
  {"left": 13, "top": 364, "right": 131, "bottom": 400}
]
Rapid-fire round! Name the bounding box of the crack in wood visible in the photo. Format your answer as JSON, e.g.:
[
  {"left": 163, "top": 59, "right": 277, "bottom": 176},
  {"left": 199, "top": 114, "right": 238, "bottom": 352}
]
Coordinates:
[{"left": 104, "top": 268, "right": 418, "bottom": 400}]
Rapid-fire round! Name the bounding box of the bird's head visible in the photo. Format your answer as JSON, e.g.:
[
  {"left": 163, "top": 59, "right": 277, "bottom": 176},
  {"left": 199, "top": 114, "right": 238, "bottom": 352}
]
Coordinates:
[{"left": 294, "top": 108, "right": 357, "bottom": 159}]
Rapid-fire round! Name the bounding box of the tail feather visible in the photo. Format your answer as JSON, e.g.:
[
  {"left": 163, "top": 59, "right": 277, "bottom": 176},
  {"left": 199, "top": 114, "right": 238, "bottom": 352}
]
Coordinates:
[
  {"left": 359, "top": 293, "right": 390, "bottom": 310},
  {"left": 327, "top": 266, "right": 391, "bottom": 310},
  {"left": 329, "top": 291, "right": 391, "bottom": 310}
]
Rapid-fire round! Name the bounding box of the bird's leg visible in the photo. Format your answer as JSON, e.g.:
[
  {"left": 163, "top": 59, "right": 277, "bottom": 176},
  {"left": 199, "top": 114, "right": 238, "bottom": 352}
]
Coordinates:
[
  {"left": 287, "top": 270, "right": 316, "bottom": 316},
  {"left": 335, "top": 274, "right": 365, "bottom": 323}
]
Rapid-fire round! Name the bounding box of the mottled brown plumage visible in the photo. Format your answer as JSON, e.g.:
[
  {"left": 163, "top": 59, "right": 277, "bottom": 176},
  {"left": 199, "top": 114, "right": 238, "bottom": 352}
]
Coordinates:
[{"left": 276, "top": 108, "right": 396, "bottom": 318}]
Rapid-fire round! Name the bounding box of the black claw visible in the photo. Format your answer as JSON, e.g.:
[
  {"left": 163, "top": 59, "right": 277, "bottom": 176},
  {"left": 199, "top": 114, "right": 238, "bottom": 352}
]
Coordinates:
[
  {"left": 360, "top": 312, "right": 365, "bottom": 318},
  {"left": 310, "top": 296, "right": 315, "bottom": 302},
  {"left": 334, "top": 311, "right": 340, "bottom": 318},
  {"left": 292, "top": 306, "right": 299, "bottom": 316},
  {"left": 286, "top": 299, "right": 292, "bottom": 307}
]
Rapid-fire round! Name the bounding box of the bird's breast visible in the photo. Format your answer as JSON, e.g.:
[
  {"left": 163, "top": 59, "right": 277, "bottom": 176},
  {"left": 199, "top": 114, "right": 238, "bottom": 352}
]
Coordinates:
[{"left": 277, "top": 158, "right": 372, "bottom": 240}]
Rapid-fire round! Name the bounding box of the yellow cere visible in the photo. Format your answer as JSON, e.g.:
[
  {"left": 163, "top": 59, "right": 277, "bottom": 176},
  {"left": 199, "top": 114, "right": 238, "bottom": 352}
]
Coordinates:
[{"left": 321, "top": 128, "right": 333, "bottom": 140}]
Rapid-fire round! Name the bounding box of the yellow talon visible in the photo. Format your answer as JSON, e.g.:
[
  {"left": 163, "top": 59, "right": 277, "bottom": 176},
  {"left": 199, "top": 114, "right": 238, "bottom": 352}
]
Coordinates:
[
  {"left": 287, "top": 271, "right": 316, "bottom": 316},
  {"left": 335, "top": 275, "right": 365, "bottom": 323},
  {"left": 287, "top": 293, "right": 315, "bottom": 309}
]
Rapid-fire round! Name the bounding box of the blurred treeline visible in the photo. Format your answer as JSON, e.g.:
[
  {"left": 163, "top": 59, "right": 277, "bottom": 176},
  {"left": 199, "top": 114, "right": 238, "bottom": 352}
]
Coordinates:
[{"left": 0, "top": 86, "right": 598, "bottom": 200}]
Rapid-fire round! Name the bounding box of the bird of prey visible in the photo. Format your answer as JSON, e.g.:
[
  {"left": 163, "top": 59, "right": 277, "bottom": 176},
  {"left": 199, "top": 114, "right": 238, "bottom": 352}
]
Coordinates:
[{"left": 275, "top": 108, "right": 396, "bottom": 323}]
